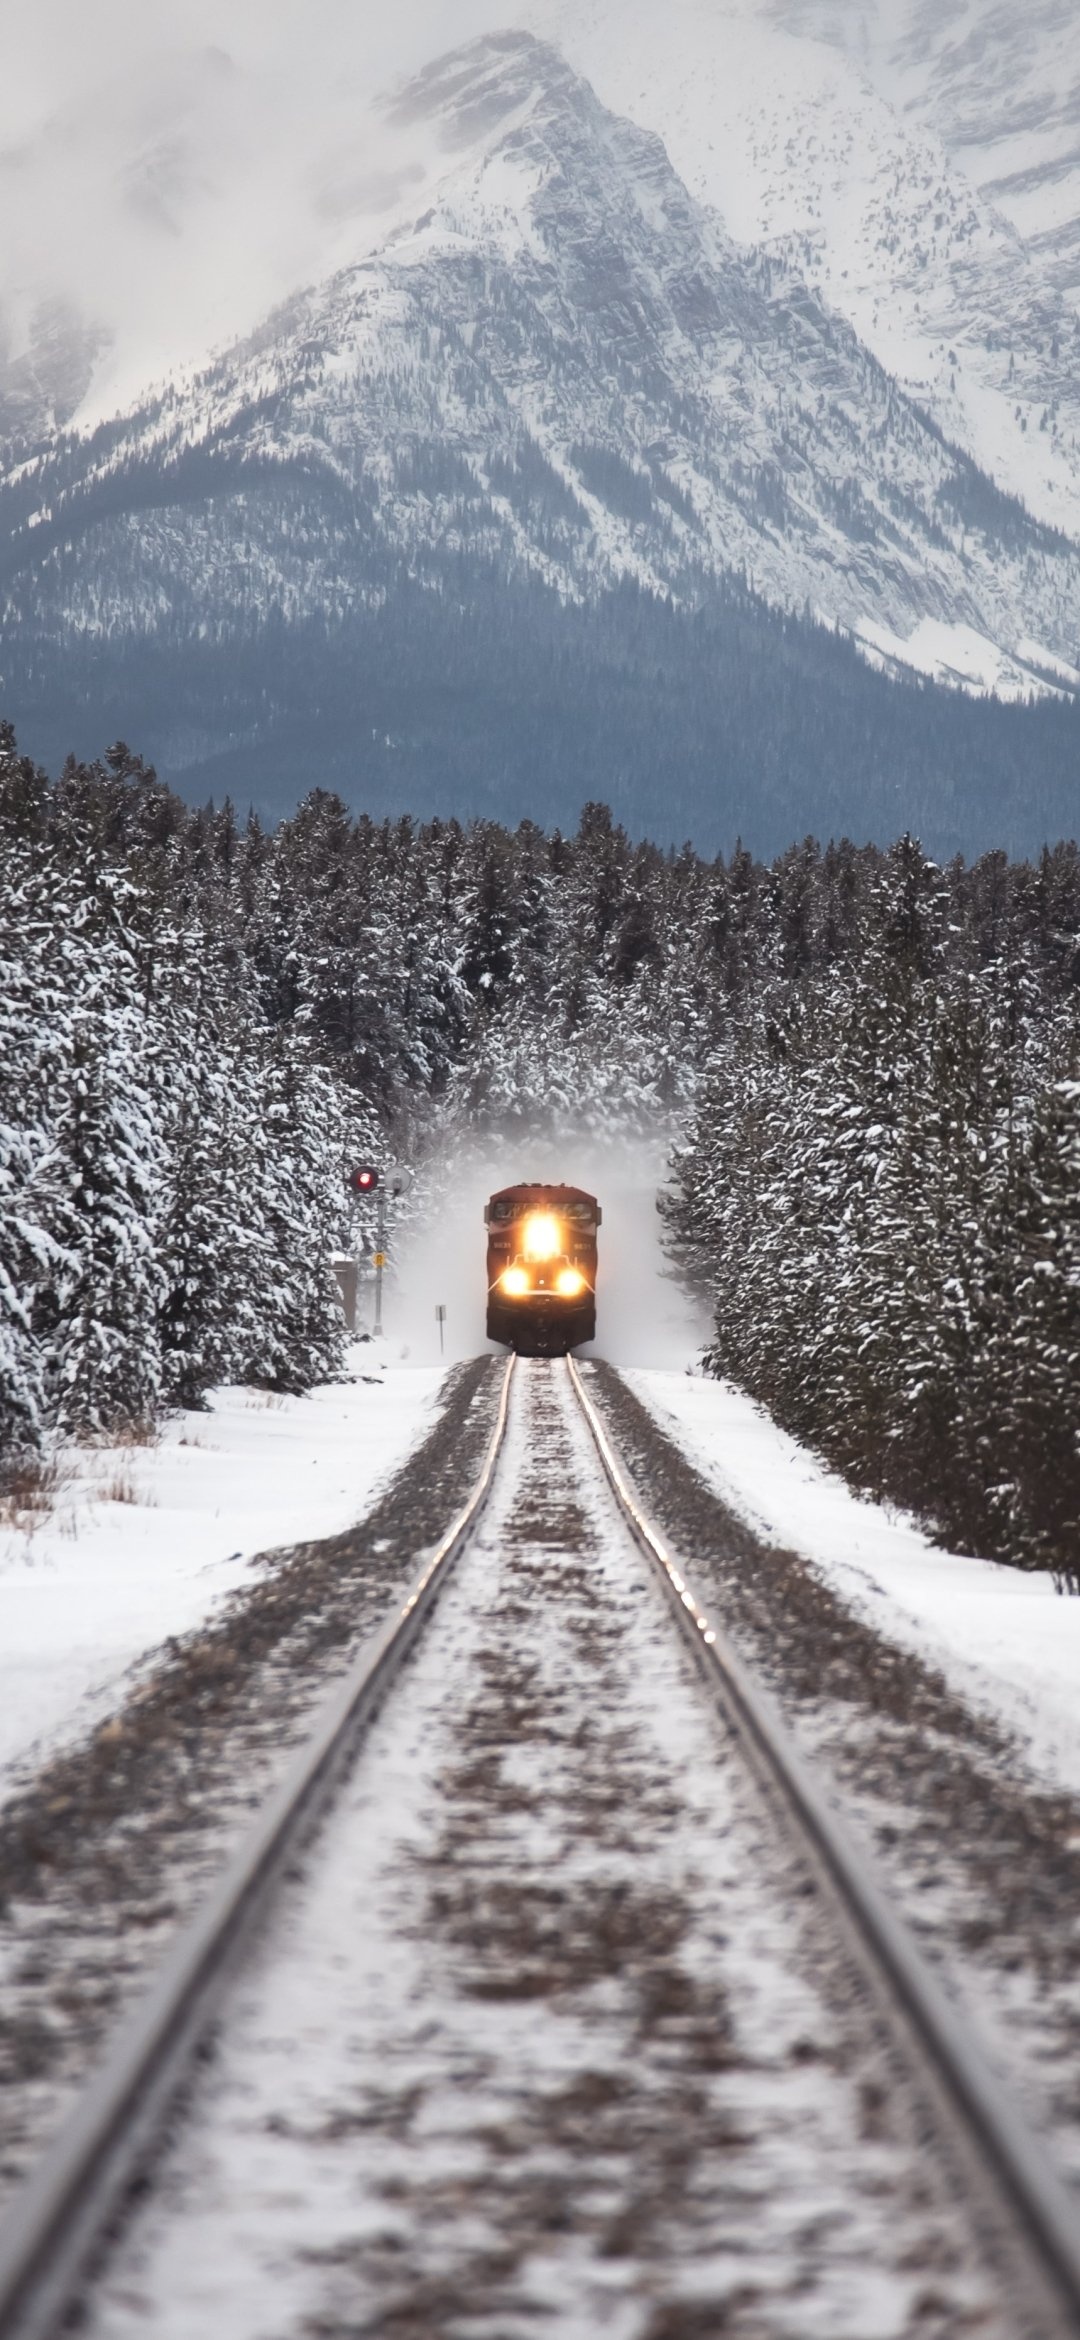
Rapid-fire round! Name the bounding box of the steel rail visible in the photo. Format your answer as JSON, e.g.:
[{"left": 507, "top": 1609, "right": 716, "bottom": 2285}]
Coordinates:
[
  {"left": 0, "top": 1353, "right": 517, "bottom": 2340},
  {"left": 567, "top": 1354, "right": 1080, "bottom": 2332}
]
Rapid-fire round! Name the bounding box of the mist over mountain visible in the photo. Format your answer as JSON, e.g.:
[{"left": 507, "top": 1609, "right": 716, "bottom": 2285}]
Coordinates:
[{"left": 2, "top": 3, "right": 1080, "bottom": 849}]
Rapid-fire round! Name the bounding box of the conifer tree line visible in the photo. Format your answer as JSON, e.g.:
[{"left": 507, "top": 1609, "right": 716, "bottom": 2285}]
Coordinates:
[
  {"left": 0, "top": 729, "right": 373, "bottom": 1459},
  {"left": 3, "top": 720, "right": 1080, "bottom": 1584},
  {"left": 664, "top": 836, "right": 1080, "bottom": 1590},
  {"left": 0, "top": 729, "right": 694, "bottom": 1465}
]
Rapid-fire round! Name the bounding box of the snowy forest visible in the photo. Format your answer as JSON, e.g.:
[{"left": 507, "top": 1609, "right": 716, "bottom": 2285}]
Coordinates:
[{"left": 3, "top": 721, "right": 1080, "bottom": 1586}]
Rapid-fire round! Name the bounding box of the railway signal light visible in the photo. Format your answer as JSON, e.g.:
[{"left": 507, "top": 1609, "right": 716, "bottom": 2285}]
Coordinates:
[{"left": 348, "top": 1163, "right": 380, "bottom": 1195}]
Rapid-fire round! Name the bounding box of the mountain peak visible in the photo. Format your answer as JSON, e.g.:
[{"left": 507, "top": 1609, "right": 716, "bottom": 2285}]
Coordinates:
[
  {"left": 3, "top": 25, "right": 1077, "bottom": 717},
  {"left": 3, "top": 2, "right": 1080, "bottom": 836},
  {"left": 384, "top": 30, "right": 566, "bottom": 144}
]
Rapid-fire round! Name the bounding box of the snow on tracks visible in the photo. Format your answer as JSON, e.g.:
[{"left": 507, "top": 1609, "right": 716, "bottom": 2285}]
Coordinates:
[
  {"left": 0, "top": 1356, "right": 505, "bottom": 2217},
  {"left": 590, "top": 1361, "right": 1080, "bottom": 2201},
  {"left": 10, "top": 1357, "right": 1062, "bottom": 2340}
]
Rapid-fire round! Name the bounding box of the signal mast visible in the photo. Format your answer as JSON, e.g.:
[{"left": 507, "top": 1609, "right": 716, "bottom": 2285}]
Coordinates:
[{"left": 346, "top": 1162, "right": 411, "bottom": 1336}]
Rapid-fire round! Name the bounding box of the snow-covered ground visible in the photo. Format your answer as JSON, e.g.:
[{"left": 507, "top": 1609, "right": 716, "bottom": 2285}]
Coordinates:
[
  {"left": 394, "top": 1138, "right": 1080, "bottom": 1802},
  {"left": 853, "top": 615, "right": 1079, "bottom": 703},
  {"left": 81, "top": 1359, "right": 1005, "bottom": 2340},
  {"left": 0, "top": 1136, "right": 700, "bottom": 1804},
  {"left": 627, "top": 1369, "right": 1080, "bottom": 1799},
  {"left": 0, "top": 1351, "right": 446, "bottom": 1794}
]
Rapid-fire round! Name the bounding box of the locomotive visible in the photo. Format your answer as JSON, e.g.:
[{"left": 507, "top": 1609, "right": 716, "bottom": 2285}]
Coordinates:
[{"left": 485, "top": 1183, "right": 601, "bottom": 1355}]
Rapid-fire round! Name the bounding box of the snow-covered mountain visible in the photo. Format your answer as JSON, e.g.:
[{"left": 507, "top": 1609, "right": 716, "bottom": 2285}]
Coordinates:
[
  {"left": 3, "top": 29, "right": 1079, "bottom": 713},
  {"left": 539, "top": 0, "right": 1080, "bottom": 549},
  {"left": 772, "top": 0, "right": 1080, "bottom": 300},
  {"left": 3, "top": 4, "right": 1080, "bottom": 849},
  {"left": 4, "top": 0, "right": 1080, "bottom": 566}
]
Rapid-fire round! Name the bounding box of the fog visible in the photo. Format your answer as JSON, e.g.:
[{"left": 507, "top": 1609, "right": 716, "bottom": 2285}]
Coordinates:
[
  {"left": 2, "top": 0, "right": 907, "bottom": 132},
  {"left": 376, "top": 1134, "right": 710, "bottom": 1370},
  {"left": 0, "top": 0, "right": 519, "bottom": 416},
  {"left": 2, "top": 0, "right": 499, "bottom": 134}
]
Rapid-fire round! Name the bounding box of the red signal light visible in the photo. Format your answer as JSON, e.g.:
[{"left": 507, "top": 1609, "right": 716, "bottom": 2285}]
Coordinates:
[{"left": 348, "top": 1163, "right": 380, "bottom": 1194}]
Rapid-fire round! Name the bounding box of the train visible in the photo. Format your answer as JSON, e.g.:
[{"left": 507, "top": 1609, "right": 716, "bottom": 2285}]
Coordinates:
[{"left": 485, "top": 1183, "right": 601, "bottom": 1355}]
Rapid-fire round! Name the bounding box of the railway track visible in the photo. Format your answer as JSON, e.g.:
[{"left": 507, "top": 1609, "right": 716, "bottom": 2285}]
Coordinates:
[{"left": 0, "top": 1353, "right": 1078, "bottom": 2338}]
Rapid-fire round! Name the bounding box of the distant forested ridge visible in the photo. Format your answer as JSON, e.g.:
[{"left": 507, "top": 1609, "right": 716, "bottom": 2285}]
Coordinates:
[
  {"left": 3, "top": 723, "right": 1080, "bottom": 1583},
  {"left": 7, "top": 569, "right": 1080, "bottom": 860}
]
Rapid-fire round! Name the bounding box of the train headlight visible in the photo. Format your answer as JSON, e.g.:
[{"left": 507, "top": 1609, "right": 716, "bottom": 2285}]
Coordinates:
[
  {"left": 501, "top": 1265, "right": 531, "bottom": 1296},
  {"left": 523, "top": 1211, "right": 561, "bottom": 1261},
  {"left": 556, "top": 1266, "right": 586, "bottom": 1297}
]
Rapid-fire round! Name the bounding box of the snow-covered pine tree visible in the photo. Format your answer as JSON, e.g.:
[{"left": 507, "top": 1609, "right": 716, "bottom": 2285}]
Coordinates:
[
  {"left": 239, "top": 1029, "right": 346, "bottom": 1391},
  {"left": 157, "top": 1026, "right": 263, "bottom": 1407},
  {"left": 0, "top": 828, "right": 77, "bottom": 1461},
  {"left": 37, "top": 981, "right": 164, "bottom": 1439},
  {"left": 971, "top": 1076, "right": 1080, "bottom": 1587}
]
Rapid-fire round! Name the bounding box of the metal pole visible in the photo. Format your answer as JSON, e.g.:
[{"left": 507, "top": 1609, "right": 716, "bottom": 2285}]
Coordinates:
[{"left": 374, "top": 1187, "right": 386, "bottom": 1337}]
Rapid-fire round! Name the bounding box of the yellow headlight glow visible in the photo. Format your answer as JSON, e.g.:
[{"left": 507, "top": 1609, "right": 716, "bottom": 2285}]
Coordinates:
[
  {"left": 523, "top": 1211, "right": 562, "bottom": 1261},
  {"left": 556, "top": 1266, "right": 586, "bottom": 1297},
  {"left": 501, "top": 1265, "right": 531, "bottom": 1296}
]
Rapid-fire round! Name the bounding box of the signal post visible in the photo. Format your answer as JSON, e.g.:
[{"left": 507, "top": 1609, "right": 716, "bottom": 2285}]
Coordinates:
[{"left": 346, "top": 1161, "right": 410, "bottom": 1338}]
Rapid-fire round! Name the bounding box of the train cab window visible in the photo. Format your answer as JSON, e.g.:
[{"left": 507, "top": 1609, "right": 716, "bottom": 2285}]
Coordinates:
[{"left": 487, "top": 1193, "right": 599, "bottom": 1228}]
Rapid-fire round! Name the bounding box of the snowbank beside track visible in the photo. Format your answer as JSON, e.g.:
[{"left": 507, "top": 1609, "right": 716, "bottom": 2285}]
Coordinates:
[
  {"left": 0, "top": 1351, "right": 445, "bottom": 1796},
  {"left": 627, "top": 1368, "right": 1080, "bottom": 1800}
]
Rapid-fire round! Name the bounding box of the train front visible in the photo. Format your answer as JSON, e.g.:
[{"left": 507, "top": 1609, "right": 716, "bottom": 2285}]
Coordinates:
[{"left": 485, "top": 1184, "right": 601, "bottom": 1355}]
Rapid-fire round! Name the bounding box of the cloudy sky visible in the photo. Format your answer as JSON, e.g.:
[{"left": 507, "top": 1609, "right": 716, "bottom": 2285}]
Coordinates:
[
  {"left": 1, "top": 0, "right": 498, "bottom": 126},
  {"left": 0, "top": 0, "right": 530, "bottom": 412}
]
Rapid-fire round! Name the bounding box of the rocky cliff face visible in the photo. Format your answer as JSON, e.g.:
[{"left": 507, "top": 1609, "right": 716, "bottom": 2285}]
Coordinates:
[
  {"left": 541, "top": 0, "right": 1080, "bottom": 548},
  {"left": 0, "top": 300, "right": 105, "bottom": 448},
  {"left": 801, "top": 0, "right": 1080, "bottom": 302}
]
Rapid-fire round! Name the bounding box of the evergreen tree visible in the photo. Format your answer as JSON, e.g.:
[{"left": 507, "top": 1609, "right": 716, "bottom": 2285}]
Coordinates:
[
  {"left": 37, "top": 990, "right": 163, "bottom": 1437},
  {"left": 0, "top": 838, "right": 77, "bottom": 1459},
  {"left": 5, "top": 715, "right": 1080, "bottom": 1587}
]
